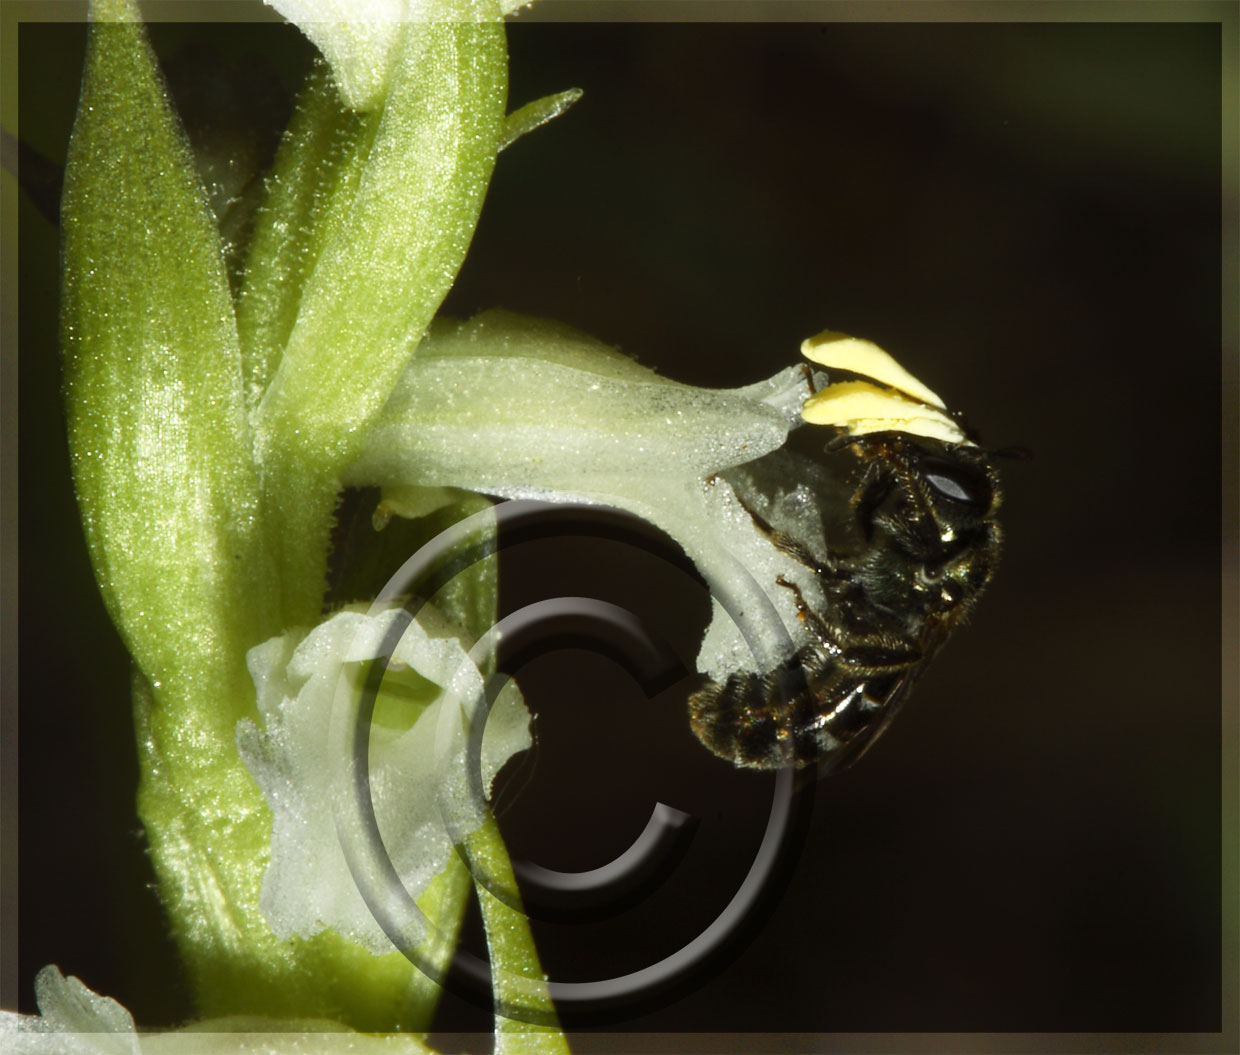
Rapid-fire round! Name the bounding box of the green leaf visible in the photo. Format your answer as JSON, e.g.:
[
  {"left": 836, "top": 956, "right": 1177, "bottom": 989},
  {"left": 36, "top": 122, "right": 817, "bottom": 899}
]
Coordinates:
[
  {"left": 246, "top": 9, "right": 508, "bottom": 627},
  {"left": 499, "top": 88, "right": 583, "bottom": 151},
  {"left": 236, "top": 60, "right": 379, "bottom": 416},
  {"left": 254, "top": 12, "right": 507, "bottom": 474},
  {"left": 60, "top": 0, "right": 275, "bottom": 699},
  {"left": 60, "top": 0, "right": 304, "bottom": 1023}
]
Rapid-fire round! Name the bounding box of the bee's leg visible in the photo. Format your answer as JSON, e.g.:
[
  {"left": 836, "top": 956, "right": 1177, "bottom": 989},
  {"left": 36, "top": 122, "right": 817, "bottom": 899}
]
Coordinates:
[
  {"left": 802, "top": 362, "right": 819, "bottom": 395},
  {"left": 723, "top": 486, "right": 839, "bottom": 579},
  {"left": 775, "top": 574, "right": 922, "bottom": 670},
  {"left": 838, "top": 641, "right": 922, "bottom": 671},
  {"left": 774, "top": 574, "right": 842, "bottom": 656},
  {"left": 688, "top": 668, "right": 796, "bottom": 770}
]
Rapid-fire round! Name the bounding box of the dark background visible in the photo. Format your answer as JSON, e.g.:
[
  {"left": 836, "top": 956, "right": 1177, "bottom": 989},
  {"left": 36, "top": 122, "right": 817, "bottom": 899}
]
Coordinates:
[{"left": 12, "top": 6, "right": 1232, "bottom": 1048}]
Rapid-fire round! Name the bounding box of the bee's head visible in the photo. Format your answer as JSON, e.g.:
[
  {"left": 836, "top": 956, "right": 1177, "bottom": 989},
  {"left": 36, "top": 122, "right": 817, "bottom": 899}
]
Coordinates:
[
  {"left": 796, "top": 327, "right": 1014, "bottom": 623},
  {"left": 844, "top": 434, "right": 1002, "bottom": 620}
]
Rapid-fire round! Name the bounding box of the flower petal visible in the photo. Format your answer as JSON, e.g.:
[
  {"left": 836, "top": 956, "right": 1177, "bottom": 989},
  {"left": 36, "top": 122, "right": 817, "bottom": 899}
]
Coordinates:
[
  {"left": 237, "top": 607, "right": 531, "bottom": 954},
  {"left": 1, "top": 968, "right": 441, "bottom": 1052},
  {"left": 345, "top": 309, "right": 807, "bottom": 492},
  {"left": 0, "top": 966, "right": 138, "bottom": 1055}
]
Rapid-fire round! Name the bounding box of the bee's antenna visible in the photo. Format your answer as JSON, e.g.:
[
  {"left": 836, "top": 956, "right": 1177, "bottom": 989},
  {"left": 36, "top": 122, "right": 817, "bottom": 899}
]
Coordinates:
[
  {"left": 985, "top": 445, "right": 1033, "bottom": 461},
  {"left": 823, "top": 431, "right": 857, "bottom": 453},
  {"left": 946, "top": 407, "right": 986, "bottom": 446}
]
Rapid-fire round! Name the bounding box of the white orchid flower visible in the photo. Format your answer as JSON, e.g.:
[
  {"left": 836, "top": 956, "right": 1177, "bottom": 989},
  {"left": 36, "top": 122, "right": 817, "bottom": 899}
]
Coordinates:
[
  {"left": 1, "top": 966, "right": 438, "bottom": 1054},
  {"left": 236, "top": 605, "right": 531, "bottom": 954},
  {"left": 344, "top": 309, "right": 837, "bottom": 679}
]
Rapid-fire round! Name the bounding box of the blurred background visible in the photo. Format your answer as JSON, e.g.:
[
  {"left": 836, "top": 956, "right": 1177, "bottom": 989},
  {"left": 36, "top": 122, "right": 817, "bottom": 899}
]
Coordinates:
[{"left": 11, "top": 4, "right": 1233, "bottom": 1049}]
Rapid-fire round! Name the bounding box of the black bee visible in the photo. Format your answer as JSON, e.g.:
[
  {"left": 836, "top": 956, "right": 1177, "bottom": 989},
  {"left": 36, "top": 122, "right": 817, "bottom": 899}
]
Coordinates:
[{"left": 688, "top": 431, "right": 1002, "bottom": 773}]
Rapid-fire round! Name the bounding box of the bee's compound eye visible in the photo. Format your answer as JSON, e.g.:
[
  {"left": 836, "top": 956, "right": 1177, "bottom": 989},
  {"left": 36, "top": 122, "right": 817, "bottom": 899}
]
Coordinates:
[{"left": 921, "top": 458, "right": 991, "bottom": 509}]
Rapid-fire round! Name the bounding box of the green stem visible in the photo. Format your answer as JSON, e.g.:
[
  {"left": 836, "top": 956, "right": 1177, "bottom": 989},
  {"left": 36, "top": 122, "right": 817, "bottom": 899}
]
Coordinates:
[
  {"left": 467, "top": 815, "right": 570, "bottom": 1054},
  {"left": 62, "top": 0, "right": 567, "bottom": 1037}
]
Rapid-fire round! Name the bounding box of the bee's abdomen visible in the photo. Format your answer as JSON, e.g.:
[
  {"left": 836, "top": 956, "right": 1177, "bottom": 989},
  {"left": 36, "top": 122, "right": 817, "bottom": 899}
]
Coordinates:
[
  {"left": 687, "top": 647, "right": 913, "bottom": 771},
  {"left": 688, "top": 652, "right": 834, "bottom": 770}
]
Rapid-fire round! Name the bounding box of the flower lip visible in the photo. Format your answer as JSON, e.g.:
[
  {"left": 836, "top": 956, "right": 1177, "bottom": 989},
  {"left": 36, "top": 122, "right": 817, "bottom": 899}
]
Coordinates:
[{"left": 236, "top": 604, "right": 532, "bottom": 956}]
